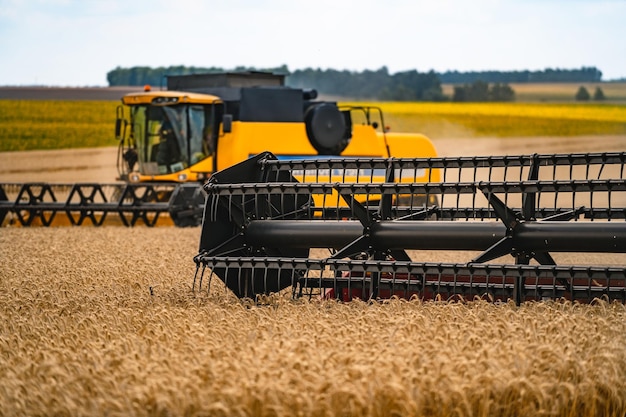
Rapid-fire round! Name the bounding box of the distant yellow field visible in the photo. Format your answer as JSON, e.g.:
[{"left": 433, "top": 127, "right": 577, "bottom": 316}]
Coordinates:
[
  {"left": 342, "top": 101, "right": 626, "bottom": 139},
  {"left": 0, "top": 100, "right": 118, "bottom": 151},
  {"left": 0, "top": 99, "right": 624, "bottom": 152}
]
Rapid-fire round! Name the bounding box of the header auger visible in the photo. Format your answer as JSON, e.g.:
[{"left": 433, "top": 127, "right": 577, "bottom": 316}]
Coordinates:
[{"left": 193, "top": 151, "right": 626, "bottom": 304}]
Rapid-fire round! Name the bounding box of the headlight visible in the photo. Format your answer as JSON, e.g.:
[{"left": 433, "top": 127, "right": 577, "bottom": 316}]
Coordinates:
[
  {"left": 129, "top": 172, "right": 141, "bottom": 183},
  {"left": 178, "top": 173, "right": 188, "bottom": 181}
]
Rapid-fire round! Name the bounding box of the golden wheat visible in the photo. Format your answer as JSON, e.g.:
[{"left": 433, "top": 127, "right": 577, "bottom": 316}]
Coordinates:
[{"left": 1, "top": 227, "right": 626, "bottom": 416}]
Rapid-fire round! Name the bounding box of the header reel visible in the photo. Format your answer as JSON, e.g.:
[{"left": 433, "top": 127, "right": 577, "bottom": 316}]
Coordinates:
[{"left": 194, "top": 151, "right": 626, "bottom": 304}]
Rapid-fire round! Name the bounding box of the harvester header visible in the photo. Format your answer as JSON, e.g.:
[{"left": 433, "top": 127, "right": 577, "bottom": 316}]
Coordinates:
[{"left": 193, "top": 151, "right": 626, "bottom": 304}]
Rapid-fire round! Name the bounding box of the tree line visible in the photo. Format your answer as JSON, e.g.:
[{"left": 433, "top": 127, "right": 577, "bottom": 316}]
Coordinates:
[
  {"left": 106, "top": 65, "right": 447, "bottom": 101},
  {"left": 106, "top": 65, "right": 603, "bottom": 102},
  {"left": 439, "top": 67, "right": 602, "bottom": 83},
  {"left": 452, "top": 81, "right": 515, "bottom": 102}
]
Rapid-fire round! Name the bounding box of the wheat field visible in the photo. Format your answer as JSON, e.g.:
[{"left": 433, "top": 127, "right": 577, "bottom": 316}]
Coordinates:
[
  {"left": 2, "top": 227, "right": 626, "bottom": 416},
  {"left": 345, "top": 102, "right": 626, "bottom": 139},
  {"left": 2, "top": 99, "right": 625, "bottom": 152}
]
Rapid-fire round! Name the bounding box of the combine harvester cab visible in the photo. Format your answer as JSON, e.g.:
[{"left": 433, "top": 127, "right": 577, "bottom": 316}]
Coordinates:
[
  {"left": 0, "top": 72, "right": 437, "bottom": 227},
  {"left": 194, "top": 151, "right": 626, "bottom": 304}
]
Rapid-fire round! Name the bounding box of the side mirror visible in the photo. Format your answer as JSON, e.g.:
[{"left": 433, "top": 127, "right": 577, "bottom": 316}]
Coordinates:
[
  {"left": 115, "top": 118, "right": 123, "bottom": 139},
  {"left": 222, "top": 114, "right": 233, "bottom": 133},
  {"left": 115, "top": 106, "right": 126, "bottom": 140}
]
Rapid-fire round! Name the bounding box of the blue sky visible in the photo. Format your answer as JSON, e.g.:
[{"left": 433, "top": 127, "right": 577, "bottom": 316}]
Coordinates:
[{"left": 0, "top": 0, "right": 624, "bottom": 86}]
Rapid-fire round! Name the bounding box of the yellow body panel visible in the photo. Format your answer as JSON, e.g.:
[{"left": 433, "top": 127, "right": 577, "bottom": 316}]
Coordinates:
[
  {"left": 216, "top": 122, "right": 315, "bottom": 169},
  {"left": 384, "top": 132, "right": 438, "bottom": 158},
  {"left": 215, "top": 122, "right": 400, "bottom": 170},
  {"left": 129, "top": 167, "right": 199, "bottom": 183}
]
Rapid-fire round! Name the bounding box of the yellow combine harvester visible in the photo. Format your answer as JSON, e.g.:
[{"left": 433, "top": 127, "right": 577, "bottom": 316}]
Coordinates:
[
  {"left": 116, "top": 71, "right": 438, "bottom": 185},
  {"left": 0, "top": 71, "right": 439, "bottom": 227}
]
